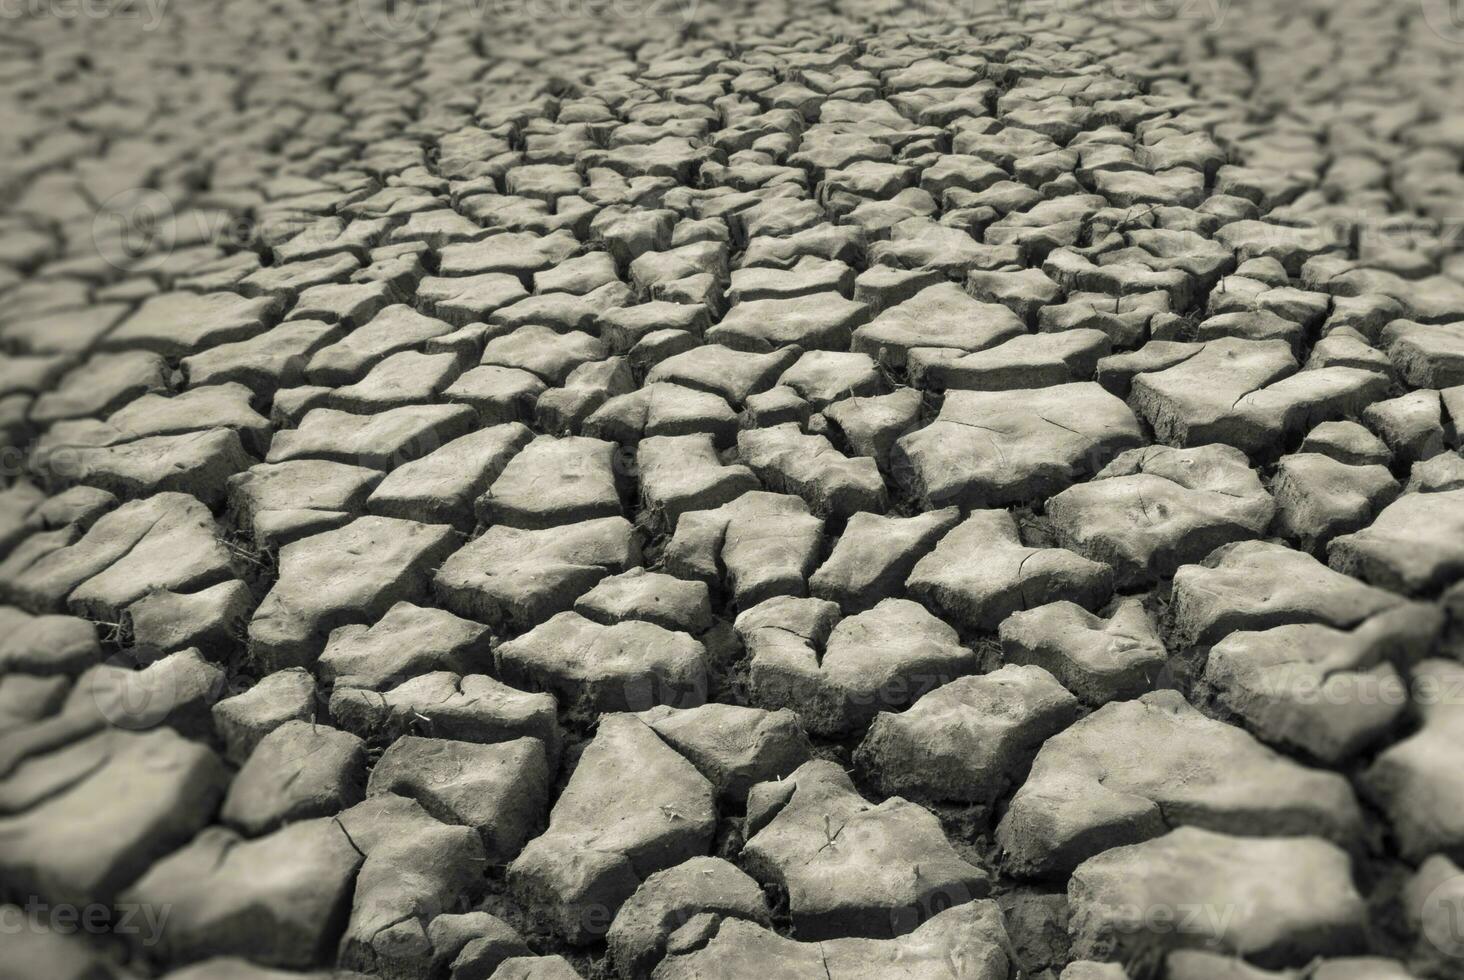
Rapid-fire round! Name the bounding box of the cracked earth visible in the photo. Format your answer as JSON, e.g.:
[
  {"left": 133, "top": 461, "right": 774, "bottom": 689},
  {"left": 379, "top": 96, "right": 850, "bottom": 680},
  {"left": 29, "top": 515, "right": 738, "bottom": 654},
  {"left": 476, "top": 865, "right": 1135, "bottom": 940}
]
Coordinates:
[{"left": 3, "top": 0, "right": 1464, "bottom": 977}]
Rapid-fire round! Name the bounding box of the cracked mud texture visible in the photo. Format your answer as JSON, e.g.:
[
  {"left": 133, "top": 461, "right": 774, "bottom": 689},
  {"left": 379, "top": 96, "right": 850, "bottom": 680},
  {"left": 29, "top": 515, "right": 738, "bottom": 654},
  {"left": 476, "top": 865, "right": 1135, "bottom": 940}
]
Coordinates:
[{"left": 2, "top": 0, "right": 1464, "bottom": 977}]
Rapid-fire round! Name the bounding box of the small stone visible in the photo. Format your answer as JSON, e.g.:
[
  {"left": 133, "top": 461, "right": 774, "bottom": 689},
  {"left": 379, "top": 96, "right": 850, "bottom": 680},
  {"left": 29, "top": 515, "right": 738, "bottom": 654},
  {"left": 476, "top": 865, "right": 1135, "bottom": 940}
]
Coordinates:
[
  {"left": 330, "top": 672, "right": 558, "bottom": 758},
  {"left": 1128, "top": 338, "right": 1296, "bottom": 451},
  {"left": 741, "top": 596, "right": 979, "bottom": 736},
  {"left": 221, "top": 720, "right": 367, "bottom": 836},
  {"left": 637, "top": 703, "right": 813, "bottom": 805},
  {"left": 600, "top": 302, "right": 707, "bottom": 353},
  {"left": 855, "top": 664, "right": 1079, "bottom": 805},
  {"left": 1067, "top": 827, "right": 1366, "bottom": 967},
  {"left": 121, "top": 819, "right": 363, "bottom": 969},
  {"left": 480, "top": 326, "right": 606, "bottom": 385},
  {"left": 368, "top": 423, "right": 533, "bottom": 530},
  {"left": 1095, "top": 341, "right": 1201, "bottom": 398},
  {"left": 998, "top": 691, "right": 1364, "bottom": 878},
  {"left": 318, "top": 601, "right": 492, "bottom": 693},
  {"left": 1169, "top": 541, "right": 1406, "bottom": 649},
  {"left": 367, "top": 735, "right": 549, "bottom": 863},
  {"left": 227, "top": 460, "right": 381, "bottom": 535},
  {"left": 435, "top": 518, "right": 639, "bottom": 631},
  {"left": 304, "top": 304, "right": 455, "bottom": 386},
  {"left": 810, "top": 507, "right": 960, "bottom": 612},
  {"left": 908, "top": 510, "right": 1113, "bottom": 632},
  {"left": 437, "top": 230, "right": 578, "bottom": 279},
  {"left": 1046, "top": 445, "right": 1275, "bottom": 587},
  {"left": 444, "top": 366, "right": 546, "bottom": 426},
  {"left": 1406, "top": 451, "right": 1464, "bottom": 493},
  {"left": 336, "top": 795, "right": 488, "bottom": 978},
  {"left": 646, "top": 345, "right": 801, "bottom": 406},
  {"left": 1197, "top": 605, "right": 1437, "bottom": 764},
  {"left": 820, "top": 390, "right": 921, "bottom": 470},
  {"left": 853, "top": 283, "right": 1025, "bottom": 368},
  {"left": 741, "top": 759, "right": 990, "bottom": 939},
  {"left": 1329, "top": 488, "right": 1464, "bottom": 595},
  {"left": 999, "top": 599, "right": 1167, "bottom": 707},
  {"left": 509, "top": 714, "right": 715, "bottom": 944},
  {"left": 663, "top": 492, "right": 823, "bottom": 607},
  {"left": 727, "top": 257, "right": 854, "bottom": 305},
  {"left": 737, "top": 424, "right": 886, "bottom": 518},
  {"left": 248, "top": 517, "right": 458, "bottom": 670},
  {"left": 477, "top": 435, "right": 625, "bottom": 530},
  {"left": 573, "top": 568, "right": 713, "bottom": 635},
  {"left": 487, "top": 957, "right": 582, "bottom": 979},
  {"left": 428, "top": 912, "right": 531, "bottom": 980},
  {"left": 586, "top": 383, "right": 738, "bottom": 448},
  {"left": 496, "top": 612, "right": 707, "bottom": 715},
  {"left": 211, "top": 668, "right": 317, "bottom": 765},
  {"left": 180, "top": 318, "right": 344, "bottom": 397},
  {"left": 894, "top": 383, "right": 1143, "bottom": 509},
  {"left": 323, "top": 350, "right": 465, "bottom": 413},
  {"left": 910, "top": 329, "right": 1110, "bottom": 392},
  {"left": 607, "top": 857, "right": 771, "bottom": 979},
  {"left": 127, "top": 580, "right": 255, "bottom": 660},
  {"left": 1363, "top": 390, "right": 1446, "bottom": 464},
  {"left": 266, "top": 404, "right": 476, "bottom": 471},
  {"left": 776, "top": 350, "right": 882, "bottom": 407},
  {"left": 1384, "top": 320, "right": 1464, "bottom": 388},
  {"left": 637, "top": 434, "right": 758, "bottom": 528},
  {"left": 1270, "top": 453, "right": 1399, "bottom": 554},
  {"left": 1363, "top": 659, "right": 1464, "bottom": 863},
  {"left": 965, "top": 267, "right": 1064, "bottom": 326},
  {"left": 708, "top": 293, "right": 869, "bottom": 353},
  {"left": 652, "top": 902, "right": 1012, "bottom": 978},
  {"left": 416, "top": 273, "right": 528, "bottom": 326}
]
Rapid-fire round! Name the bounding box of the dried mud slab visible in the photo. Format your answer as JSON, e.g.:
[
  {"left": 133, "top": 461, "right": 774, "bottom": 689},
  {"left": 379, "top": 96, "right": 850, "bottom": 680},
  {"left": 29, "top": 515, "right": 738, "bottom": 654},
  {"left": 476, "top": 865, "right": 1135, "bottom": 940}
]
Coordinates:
[{"left": 1, "top": 0, "right": 1461, "bottom": 977}]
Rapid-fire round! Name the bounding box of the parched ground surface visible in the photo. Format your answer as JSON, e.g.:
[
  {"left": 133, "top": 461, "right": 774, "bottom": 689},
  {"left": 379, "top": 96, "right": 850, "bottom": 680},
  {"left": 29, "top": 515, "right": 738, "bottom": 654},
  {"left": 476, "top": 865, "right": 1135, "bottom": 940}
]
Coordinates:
[{"left": 3, "top": 0, "right": 1464, "bottom": 978}]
